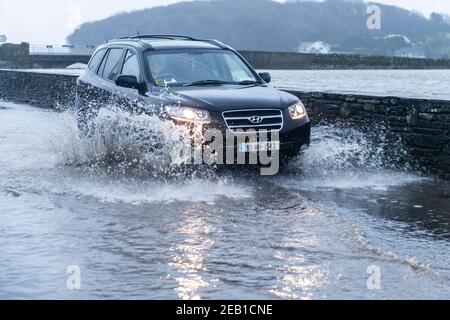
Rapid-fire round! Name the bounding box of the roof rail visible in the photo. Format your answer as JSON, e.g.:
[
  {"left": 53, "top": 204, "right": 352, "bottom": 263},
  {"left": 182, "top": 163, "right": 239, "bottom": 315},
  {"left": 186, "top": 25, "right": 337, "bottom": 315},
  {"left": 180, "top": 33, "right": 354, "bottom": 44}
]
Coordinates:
[
  {"left": 198, "top": 38, "right": 228, "bottom": 49},
  {"left": 128, "top": 34, "right": 197, "bottom": 41},
  {"left": 107, "top": 35, "right": 229, "bottom": 49}
]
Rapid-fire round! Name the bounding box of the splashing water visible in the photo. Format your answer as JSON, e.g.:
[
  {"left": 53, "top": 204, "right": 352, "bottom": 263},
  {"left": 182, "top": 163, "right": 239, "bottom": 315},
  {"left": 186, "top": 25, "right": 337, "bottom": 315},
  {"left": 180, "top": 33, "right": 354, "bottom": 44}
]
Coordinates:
[
  {"left": 51, "top": 107, "right": 201, "bottom": 176},
  {"left": 299, "top": 124, "right": 409, "bottom": 173},
  {"left": 277, "top": 123, "right": 425, "bottom": 192},
  {"left": 49, "top": 108, "right": 418, "bottom": 185}
]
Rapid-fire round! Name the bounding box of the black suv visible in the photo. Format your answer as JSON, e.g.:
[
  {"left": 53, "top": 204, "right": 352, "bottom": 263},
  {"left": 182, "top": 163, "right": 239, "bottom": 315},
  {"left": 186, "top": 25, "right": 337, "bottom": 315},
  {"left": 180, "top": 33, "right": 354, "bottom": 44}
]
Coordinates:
[{"left": 76, "top": 35, "right": 310, "bottom": 163}]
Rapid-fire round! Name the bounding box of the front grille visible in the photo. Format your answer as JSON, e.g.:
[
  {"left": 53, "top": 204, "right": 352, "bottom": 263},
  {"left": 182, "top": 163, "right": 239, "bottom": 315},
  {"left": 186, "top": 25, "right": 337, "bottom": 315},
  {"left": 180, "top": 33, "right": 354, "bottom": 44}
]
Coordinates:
[{"left": 222, "top": 109, "right": 283, "bottom": 132}]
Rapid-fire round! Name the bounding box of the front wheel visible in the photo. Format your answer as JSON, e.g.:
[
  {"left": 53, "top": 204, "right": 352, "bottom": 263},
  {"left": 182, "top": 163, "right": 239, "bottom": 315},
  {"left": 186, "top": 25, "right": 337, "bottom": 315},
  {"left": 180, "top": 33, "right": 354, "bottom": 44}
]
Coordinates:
[{"left": 278, "top": 145, "right": 308, "bottom": 171}]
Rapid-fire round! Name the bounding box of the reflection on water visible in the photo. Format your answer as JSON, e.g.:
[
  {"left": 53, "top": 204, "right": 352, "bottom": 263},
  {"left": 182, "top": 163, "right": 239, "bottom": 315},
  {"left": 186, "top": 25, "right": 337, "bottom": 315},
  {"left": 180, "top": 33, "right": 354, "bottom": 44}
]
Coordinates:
[
  {"left": 168, "top": 210, "right": 215, "bottom": 300},
  {"left": 274, "top": 264, "right": 329, "bottom": 300},
  {"left": 268, "top": 222, "right": 328, "bottom": 300},
  {"left": 271, "top": 252, "right": 329, "bottom": 300}
]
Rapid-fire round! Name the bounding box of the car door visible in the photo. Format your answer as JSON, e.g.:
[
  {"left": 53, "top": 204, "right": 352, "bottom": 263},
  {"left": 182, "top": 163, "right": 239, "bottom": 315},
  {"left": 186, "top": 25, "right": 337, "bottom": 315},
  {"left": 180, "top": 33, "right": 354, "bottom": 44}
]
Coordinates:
[
  {"left": 109, "top": 48, "right": 148, "bottom": 115},
  {"left": 77, "top": 47, "right": 125, "bottom": 113},
  {"left": 96, "top": 47, "right": 126, "bottom": 107},
  {"left": 76, "top": 48, "right": 107, "bottom": 113}
]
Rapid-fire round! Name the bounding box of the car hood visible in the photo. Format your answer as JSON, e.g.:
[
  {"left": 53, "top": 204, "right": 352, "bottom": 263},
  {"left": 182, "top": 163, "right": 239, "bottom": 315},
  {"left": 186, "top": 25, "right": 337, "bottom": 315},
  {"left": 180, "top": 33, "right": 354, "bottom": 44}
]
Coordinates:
[{"left": 156, "top": 85, "right": 298, "bottom": 112}]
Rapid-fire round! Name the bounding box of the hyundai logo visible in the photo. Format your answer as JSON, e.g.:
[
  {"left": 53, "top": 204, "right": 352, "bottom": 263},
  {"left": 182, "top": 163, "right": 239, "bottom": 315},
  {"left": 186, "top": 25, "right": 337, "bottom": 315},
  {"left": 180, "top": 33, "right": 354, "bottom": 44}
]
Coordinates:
[{"left": 249, "top": 116, "right": 263, "bottom": 124}]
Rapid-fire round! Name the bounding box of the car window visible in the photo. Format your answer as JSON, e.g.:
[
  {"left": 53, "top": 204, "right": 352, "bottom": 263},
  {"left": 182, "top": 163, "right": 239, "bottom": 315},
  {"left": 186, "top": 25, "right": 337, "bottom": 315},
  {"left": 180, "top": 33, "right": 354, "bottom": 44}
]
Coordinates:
[
  {"left": 88, "top": 49, "right": 106, "bottom": 73},
  {"left": 97, "top": 50, "right": 109, "bottom": 77},
  {"left": 101, "top": 48, "right": 124, "bottom": 81},
  {"left": 223, "top": 54, "right": 254, "bottom": 82},
  {"left": 121, "top": 50, "right": 140, "bottom": 79},
  {"left": 145, "top": 50, "right": 257, "bottom": 86}
]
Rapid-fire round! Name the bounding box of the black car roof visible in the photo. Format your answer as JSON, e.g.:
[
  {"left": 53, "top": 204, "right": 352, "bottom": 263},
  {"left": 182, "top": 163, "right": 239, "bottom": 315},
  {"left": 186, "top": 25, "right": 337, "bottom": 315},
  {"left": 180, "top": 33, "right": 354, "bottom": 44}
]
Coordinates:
[{"left": 104, "top": 35, "right": 229, "bottom": 51}]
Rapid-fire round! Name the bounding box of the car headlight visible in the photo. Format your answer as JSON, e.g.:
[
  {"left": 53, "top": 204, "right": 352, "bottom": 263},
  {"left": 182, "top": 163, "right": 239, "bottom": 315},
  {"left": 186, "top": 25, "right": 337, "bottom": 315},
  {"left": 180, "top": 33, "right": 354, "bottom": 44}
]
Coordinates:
[
  {"left": 288, "top": 101, "right": 307, "bottom": 120},
  {"left": 165, "top": 105, "right": 211, "bottom": 124}
]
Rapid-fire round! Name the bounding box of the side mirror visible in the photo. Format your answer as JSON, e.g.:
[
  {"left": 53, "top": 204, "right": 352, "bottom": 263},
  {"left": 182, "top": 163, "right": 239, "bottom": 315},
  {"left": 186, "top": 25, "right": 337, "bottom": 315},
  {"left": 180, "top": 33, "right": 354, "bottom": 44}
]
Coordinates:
[
  {"left": 115, "top": 75, "right": 146, "bottom": 94},
  {"left": 259, "top": 72, "right": 271, "bottom": 84}
]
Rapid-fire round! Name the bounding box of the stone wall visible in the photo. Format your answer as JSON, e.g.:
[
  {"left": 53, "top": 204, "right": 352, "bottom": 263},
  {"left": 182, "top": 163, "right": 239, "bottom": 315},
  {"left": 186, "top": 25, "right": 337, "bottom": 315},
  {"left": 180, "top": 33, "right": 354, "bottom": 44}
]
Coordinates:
[
  {"left": 0, "top": 69, "right": 449, "bottom": 175},
  {"left": 0, "top": 70, "right": 78, "bottom": 109},
  {"left": 286, "top": 90, "right": 450, "bottom": 174},
  {"left": 240, "top": 51, "right": 450, "bottom": 70},
  {"left": 24, "top": 51, "right": 450, "bottom": 70}
]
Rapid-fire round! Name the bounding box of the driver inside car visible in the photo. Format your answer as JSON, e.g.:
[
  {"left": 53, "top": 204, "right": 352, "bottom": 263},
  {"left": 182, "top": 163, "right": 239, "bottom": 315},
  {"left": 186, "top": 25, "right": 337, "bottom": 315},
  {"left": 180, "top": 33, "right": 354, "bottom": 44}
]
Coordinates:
[
  {"left": 149, "top": 53, "right": 217, "bottom": 86},
  {"left": 148, "top": 55, "right": 177, "bottom": 85}
]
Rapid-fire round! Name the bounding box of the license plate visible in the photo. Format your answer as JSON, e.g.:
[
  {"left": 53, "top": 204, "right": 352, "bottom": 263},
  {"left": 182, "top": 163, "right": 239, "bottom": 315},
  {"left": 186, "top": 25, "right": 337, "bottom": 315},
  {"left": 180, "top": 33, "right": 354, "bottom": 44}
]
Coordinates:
[{"left": 238, "top": 141, "right": 280, "bottom": 153}]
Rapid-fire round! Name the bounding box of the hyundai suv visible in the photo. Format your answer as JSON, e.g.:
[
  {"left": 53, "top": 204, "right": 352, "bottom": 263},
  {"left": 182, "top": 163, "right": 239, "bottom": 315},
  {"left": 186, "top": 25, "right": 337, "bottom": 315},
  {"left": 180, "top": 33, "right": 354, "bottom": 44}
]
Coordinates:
[{"left": 75, "top": 35, "right": 310, "bottom": 166}]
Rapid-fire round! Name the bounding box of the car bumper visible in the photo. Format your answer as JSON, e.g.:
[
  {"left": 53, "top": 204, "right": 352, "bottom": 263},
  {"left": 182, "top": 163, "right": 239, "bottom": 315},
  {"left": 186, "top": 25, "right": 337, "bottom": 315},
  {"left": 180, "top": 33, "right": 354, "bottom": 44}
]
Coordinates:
[
  {"left": 199, "top": 119, "right": 311, "bottom": 157},
  {"left": 172, "top": 110, "right": 311, "bottom": 160}
]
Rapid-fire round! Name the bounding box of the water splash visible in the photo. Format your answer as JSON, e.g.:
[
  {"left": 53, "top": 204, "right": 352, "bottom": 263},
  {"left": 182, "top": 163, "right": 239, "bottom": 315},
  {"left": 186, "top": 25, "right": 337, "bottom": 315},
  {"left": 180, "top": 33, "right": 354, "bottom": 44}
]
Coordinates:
[
  {"left": 295, "top": 123, "right": 410, "bottom": 174},
  {"left": 279, "top": 123, "right": 424, "bottom": 191},
  {"left": 44, "top": 107, "right": 253, "bottom": 203},
  {"left": 52, "top": 107, "right": 199, "bottom": 176},
  {"left": 63, "top": 175, "right": 253, "bottom": 204}
]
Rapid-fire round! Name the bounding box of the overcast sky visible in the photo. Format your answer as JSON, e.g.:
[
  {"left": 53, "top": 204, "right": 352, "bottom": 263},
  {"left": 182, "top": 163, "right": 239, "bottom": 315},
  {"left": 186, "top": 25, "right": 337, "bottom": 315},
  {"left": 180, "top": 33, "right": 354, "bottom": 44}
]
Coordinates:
[{"left": 1, "top": 0, "right": 449, "bottom": 44}]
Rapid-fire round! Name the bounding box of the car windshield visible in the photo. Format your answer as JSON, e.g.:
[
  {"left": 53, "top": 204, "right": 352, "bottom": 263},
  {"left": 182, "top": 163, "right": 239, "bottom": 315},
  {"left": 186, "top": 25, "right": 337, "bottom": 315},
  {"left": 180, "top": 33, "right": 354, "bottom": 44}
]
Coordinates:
[{"left": 145, "top": 50, "right": 259, "bottom": 87}]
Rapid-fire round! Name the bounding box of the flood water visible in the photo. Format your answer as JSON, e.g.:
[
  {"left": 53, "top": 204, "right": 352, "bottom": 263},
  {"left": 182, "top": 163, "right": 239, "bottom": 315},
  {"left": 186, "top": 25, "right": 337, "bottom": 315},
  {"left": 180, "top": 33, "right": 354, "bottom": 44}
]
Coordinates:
[
  {"left": 265, "top": 69, "right": 450, "bottom": 100},
  {"left": 0, "top": 101, "right": 449, "bottom": 299}
]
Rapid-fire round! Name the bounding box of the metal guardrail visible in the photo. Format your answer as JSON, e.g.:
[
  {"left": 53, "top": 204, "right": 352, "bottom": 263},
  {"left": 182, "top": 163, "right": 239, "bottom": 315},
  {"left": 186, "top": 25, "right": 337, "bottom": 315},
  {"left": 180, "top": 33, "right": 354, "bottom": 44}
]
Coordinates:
[{"left": 30, "top": 44, "right": 96, "bottom": 56}]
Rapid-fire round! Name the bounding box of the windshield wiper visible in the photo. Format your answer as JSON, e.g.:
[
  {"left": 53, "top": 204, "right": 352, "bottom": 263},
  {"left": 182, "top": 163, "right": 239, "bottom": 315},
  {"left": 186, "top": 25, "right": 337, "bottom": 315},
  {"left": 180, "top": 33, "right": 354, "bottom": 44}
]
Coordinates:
[
  {"left": 182, "top": 80, "right": 233, "bottom": 87},
  {"left": 182, "top": 79, "right": 261, "bottom": 87},
  {"left": 236, "top": 80, "right": 260, "bottom": 85}
]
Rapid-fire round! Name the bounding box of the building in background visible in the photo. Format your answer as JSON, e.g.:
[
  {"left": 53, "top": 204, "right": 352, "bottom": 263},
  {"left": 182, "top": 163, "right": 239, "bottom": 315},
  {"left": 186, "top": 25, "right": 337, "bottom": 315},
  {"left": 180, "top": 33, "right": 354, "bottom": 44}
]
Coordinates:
[{"left": 297, "top": 41, "right": 331, "bottom": 54}]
